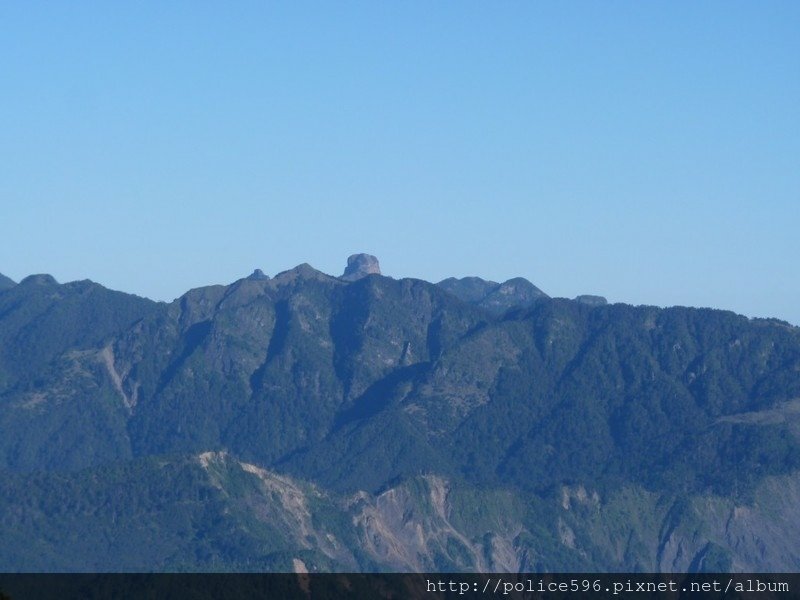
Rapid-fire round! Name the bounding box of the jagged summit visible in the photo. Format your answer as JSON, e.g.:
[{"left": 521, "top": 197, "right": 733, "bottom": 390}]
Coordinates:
[
  {"left": 0, "top": 272, "right": 15, "bottom": 290},
  {"left": 341, "top": 253, "right": 381, "bottom": 281}
]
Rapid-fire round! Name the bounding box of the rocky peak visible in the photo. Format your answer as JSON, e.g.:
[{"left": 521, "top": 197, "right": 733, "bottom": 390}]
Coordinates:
[
  {"left": 575, "top": 295, "right": 607, "bottom": 306},
  {"left": 437, "top": 276, "right": 548, "bottom": 315},
  {"left": 496, "top": 277, "right": 546, "bottom": 298},
  {"left": 246, "top": 269, "right": 270, "bottom": 281},
  {"left": 273, "top": 263, "right": 335, "bottom": 284},
  {"left": 20, "top": 274, "right": 58, "bottom": 286},
  {"left": 341, "top": 254, "right": 381, "bottom": 281}
]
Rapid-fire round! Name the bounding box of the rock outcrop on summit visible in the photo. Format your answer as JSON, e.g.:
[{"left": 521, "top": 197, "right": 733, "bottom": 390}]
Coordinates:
[
  {"left": 246, "top": 269, "right": 270, "bottom": 281},
  {"left": 341, "top": 253, "right": 381, "bottom": 281},
  {"left": 575, "top": 294, "right": 607, "bottom": 306}
]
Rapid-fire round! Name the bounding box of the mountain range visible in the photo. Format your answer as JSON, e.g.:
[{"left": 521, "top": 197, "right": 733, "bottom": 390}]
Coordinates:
[{"left": 1, "top": 255, "right": 799, "bottom": 572}]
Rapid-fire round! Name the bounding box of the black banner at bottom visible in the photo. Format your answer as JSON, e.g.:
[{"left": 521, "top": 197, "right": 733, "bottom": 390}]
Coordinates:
[{"left": 0, "top": 573, "right": 798, "bottom": 600}]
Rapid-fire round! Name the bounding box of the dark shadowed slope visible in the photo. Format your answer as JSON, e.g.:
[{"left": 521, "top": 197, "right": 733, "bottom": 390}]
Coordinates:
[{"left": 0, "top": 273, "right": 15, "bottom": 291}]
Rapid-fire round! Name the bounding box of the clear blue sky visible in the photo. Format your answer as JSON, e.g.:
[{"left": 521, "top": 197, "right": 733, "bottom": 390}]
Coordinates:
[{"left": 1, "top": 2, "right": 798, "bottom": 324}]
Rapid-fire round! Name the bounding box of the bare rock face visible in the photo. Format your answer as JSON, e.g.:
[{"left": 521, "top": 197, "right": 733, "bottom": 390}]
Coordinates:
[
  {"left": 341, "top": 253, "right": 381, "bottom": 281},
  {"left": 575, "top": 295, "right": 607, "bottom": 306}
]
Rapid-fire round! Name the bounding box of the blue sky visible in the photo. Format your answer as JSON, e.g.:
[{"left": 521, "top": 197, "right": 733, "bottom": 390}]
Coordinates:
[{"left": 1, "top": 2, "right": 798, "bottom": 324}]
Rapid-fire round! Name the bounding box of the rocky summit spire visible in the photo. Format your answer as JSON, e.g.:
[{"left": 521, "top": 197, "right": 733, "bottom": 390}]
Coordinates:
[{"left": 341, "top": 253, "right": 381, "bottom": 281}]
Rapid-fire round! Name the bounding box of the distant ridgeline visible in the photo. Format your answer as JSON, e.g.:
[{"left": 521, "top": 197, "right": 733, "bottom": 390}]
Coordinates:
[{"left": 0, "top": 256, "right": 798, "bottom": 572}]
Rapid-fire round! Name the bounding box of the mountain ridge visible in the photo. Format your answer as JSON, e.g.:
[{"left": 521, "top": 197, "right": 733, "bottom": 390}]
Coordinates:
[
  {"left": 1, "top": 257, "right": 799, "bottom": 571},
  {"left": 0, "top": 272, "right": 15, "bottom": 291}
]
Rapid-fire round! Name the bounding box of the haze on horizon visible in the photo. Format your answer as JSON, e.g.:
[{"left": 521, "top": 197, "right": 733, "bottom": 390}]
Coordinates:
[{"left": 1, "top": 2, "right": 798, "bottom": 324}]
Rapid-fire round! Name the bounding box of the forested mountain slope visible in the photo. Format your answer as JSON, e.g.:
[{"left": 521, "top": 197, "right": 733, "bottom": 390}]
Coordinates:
[{"left": 1, "top": 259, "right": 798, "bottom": 571}]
